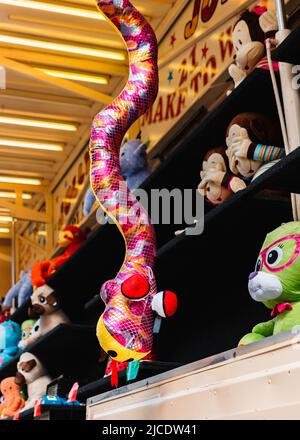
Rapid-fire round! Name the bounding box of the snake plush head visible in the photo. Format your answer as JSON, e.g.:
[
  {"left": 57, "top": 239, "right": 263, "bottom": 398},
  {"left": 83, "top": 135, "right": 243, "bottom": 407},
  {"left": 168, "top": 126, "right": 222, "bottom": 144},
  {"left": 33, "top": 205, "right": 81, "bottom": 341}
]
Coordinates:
[
  {"left": 248, "top": 222, "right": 300, "bottom": 309},
  {"left": 97, "top": 264, "right": 177, "bottom": 362}
]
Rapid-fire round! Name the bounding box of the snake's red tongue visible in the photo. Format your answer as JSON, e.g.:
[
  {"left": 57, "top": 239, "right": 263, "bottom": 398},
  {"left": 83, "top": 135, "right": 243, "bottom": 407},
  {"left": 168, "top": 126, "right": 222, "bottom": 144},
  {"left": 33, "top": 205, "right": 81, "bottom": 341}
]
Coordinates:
[{"left": 110, "top": 359, "right": 119, "bottom": 388}]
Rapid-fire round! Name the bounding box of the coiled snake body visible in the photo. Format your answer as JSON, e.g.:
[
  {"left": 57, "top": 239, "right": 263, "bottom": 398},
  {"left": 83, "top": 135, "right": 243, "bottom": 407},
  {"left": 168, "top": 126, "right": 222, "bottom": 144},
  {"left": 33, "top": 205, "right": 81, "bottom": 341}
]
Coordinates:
[{"left": 90, "top": 0, "right": 165, "bottom": 362}]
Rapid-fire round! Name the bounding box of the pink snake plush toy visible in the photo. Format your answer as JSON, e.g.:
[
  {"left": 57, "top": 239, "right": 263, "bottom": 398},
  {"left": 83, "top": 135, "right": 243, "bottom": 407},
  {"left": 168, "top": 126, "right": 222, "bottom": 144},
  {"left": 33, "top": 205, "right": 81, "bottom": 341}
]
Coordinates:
[{"left": 90, "top": 0, "right": 178, "bottom": 364}]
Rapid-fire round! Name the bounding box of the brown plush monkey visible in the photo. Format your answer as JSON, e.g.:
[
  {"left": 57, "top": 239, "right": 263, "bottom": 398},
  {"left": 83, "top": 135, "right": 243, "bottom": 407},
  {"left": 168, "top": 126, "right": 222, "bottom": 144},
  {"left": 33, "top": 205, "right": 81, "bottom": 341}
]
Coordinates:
[
  {"left": 226, "top": 112, "right": 284, "bottom": 179},
  {"left": 229, "top": 6, "right": 278, "bottom": 89},
  {"left": 198, "top": 147, "right": 246, "bottom": 205}
]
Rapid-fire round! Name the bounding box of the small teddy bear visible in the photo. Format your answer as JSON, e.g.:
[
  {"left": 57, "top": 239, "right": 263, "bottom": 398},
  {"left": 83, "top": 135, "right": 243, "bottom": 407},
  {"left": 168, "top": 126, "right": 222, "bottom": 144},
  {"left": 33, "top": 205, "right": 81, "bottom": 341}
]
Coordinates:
[
  {"left": 198, "top": 146, "right": 246, "bottom": 205},
  {"left": 0, "top": 377, "right": 25, "bottom": 418},
  {"left": 226, "top": 112, "right": 285, "bottom": 181},
  {"left": 15, "top": 352, "right": 51, "bottom": 412},
  {"left": 28, "top": 285, "right": 70, "bottom": 344},
  {"left": 228, "top": 6, "right": 278, "bottom": 89}
]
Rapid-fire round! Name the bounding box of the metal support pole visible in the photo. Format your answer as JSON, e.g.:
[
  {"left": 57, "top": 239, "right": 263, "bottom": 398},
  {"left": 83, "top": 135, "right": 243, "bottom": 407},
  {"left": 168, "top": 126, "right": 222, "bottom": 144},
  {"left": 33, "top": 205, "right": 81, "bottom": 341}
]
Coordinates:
[
  {"left": 275, "top": 0, "right": 300, "bottom": 219},
  {"left": 276, "top": 0, "right": 287, "bottom": 30},
  {"left": 11, "top": 217, "right": 16, "bottom": 286}
]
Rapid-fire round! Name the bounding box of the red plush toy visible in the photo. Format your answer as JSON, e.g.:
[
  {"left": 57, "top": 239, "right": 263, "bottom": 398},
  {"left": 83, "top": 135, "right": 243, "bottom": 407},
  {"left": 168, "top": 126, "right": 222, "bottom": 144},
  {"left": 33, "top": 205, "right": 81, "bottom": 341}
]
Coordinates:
[{"left": 30, "top": 225, "right": 86, "bottom": 288}]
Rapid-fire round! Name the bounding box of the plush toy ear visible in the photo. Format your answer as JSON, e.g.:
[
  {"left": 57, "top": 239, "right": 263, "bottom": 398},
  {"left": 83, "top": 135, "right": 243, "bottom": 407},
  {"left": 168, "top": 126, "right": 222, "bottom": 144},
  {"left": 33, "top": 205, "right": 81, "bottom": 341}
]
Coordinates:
[
  {"left": 135, "top": 142, "right": 147, "bottom": 156},
  {"left": 121, "top": 274, "right": 150, "bottom": 300},
  {"left": 152, "top": 291, "right": 178, "bottom": 318}
]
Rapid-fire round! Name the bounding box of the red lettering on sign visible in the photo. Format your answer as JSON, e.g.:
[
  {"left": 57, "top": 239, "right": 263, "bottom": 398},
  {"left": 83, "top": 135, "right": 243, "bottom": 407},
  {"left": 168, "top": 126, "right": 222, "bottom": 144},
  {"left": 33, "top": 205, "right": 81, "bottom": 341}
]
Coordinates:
[
  {"left": 219, "top": 26, "right": 233, "bottom": 62},
  {"left": 190, "top": 71, "right": 203, "bottom": 95},
  {"left": 179, "top": 59, "right": 188, "bottom": 87},
  {"left": 184, "top": 0, "right": 201, "bottom": 40},
  {"left": 153, "top": 96, "right": 164, "bottom": 123},
  {"left": 203, "top": 56, "right": 217, "bottom": 86},
  {"left": 176, "top": 88, "right": 188, "bottom": 117},
  {"left": 140, "top": 107, "right": 153, "bottom": 127},
  {"left": 165, "top": 93, "right": 176, "bottom": 121},
  {"left": 201, "top": 0, "right": 219, "bottom": 23}
]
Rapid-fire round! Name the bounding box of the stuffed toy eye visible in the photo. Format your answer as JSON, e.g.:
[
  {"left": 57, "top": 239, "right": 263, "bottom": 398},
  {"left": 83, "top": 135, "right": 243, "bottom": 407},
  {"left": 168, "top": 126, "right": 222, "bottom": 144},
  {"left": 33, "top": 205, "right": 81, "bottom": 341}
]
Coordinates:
[
  {"left": 266, "top": 247, "right": 283, "bottom": 267},
  {"left": 255, "top": 257, "right": 262, "bottom": 271},
  {"left": 152, "top": 291, "right": 178, "bottom": 318},
  {"left": 121, "top": 274, "right": 150, "bottom": 300}
]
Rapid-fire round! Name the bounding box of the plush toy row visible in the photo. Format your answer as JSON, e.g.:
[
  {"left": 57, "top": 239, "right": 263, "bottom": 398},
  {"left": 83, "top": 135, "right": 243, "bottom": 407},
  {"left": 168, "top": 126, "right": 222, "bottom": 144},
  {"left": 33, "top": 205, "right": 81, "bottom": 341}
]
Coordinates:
[{"left": 198, "top": 112, "right": 284, "bottom": 205}]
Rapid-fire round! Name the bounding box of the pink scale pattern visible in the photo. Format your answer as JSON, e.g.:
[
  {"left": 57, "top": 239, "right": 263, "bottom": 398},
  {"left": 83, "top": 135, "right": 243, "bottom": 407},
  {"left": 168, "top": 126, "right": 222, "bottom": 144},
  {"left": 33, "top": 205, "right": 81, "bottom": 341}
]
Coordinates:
[{"left": 89, "top": 0, "right": 159, "bottom": 356}]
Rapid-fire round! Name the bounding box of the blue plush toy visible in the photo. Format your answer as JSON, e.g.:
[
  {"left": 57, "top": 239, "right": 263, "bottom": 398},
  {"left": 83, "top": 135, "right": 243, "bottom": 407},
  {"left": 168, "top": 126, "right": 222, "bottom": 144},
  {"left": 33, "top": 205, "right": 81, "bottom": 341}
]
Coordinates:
[
  {"left": 83, "top": 139, "right": 151, "bottom": 216},
  {"left": 0, "top": 320, "right": 21, "bottom": 367},
  {"left": 120, "top": 139, "right": 150, "bottom": 190},
  {"left": 3, "top": 271, "right": 33, "bottom": 309}
]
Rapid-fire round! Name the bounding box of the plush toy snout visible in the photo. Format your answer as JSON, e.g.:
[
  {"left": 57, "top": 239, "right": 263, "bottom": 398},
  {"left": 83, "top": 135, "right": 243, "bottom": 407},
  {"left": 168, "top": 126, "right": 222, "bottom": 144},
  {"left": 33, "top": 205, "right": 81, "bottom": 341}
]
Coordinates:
[
  {"left": 28, "top": 304, "right": 45, "bottom": 318},
  {"left": 248, "top": 271, "right": 282, "bottom": 302},
  {"left": 15, "top": 372, "right": 25, "bottom": 386}
]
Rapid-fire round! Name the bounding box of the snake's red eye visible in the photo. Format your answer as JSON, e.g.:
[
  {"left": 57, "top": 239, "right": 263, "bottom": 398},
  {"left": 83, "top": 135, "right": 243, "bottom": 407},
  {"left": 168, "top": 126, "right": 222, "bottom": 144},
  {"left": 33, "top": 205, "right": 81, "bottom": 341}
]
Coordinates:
[{"left": 121, "top": 274, "right": 150, "bottom": 300}]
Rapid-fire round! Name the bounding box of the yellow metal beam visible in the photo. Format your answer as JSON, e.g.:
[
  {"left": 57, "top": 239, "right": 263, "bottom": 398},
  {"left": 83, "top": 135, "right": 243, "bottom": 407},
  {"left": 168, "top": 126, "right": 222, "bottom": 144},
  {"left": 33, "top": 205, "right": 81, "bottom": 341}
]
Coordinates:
[
  {"left": 18, "top": 234, "right": 45, "bottom": 253},
  {"left": 0, "top": 55, "right": 113, "bottom": 104},
  {"left": 0, "top": 199, "right": 49, "bottom": 223},
  {"left": 0, "top": 47, "right": 128, "bottom": 76},
  {"left": 0, "top": 252, "right": 11, "bottom": 262},
  {"left": 0, "top": 182, "right": 48, "bottom": 192}
]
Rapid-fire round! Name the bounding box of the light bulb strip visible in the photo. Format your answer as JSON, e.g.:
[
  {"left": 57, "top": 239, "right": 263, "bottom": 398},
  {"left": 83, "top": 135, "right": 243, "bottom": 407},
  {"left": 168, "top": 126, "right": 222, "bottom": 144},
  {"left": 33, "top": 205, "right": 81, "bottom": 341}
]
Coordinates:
[
  {"left": 0, "top": 138, "right": 64, "bottom": 151},
  {"left": 0, "top": 176, "right": 41, "bottom": 185},
  {"left": 0, "top": 0, "right": 104, "bottom": 21},
  {"left": 0, "top": 116, "right": 77, "bottom": 131},
  {"left": 0, "top": 34, "right": 125, "bottom": 61}
]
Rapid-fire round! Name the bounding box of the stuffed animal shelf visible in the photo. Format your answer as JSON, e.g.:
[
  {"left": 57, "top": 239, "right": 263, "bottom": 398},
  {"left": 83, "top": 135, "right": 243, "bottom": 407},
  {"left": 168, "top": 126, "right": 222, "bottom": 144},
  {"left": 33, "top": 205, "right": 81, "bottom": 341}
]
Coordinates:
[
  {"left": 239, "top": 222, "right": 300, "bottom": 345},
  {"left": 30, "top": 225, "right": 86, "bottom": 289},
  {"left": 198, "top": 146, "right": 246, "bottom": 205},
  {"left": 28, "top": 286, "right": 70, "bottom": 344},
  {"left": 83, "top": 138, "right": 151, "bottom": 217},
  {"left": 0, "top": 377, "right": 25, "bottom": 419},
  {"left": 226, "top": 112, "right": 285, "bottom": 182},
  {"left": 16, "top": 352, "right": 51, "bottom": 412},
  {"left": 0, "top": 320, "right": 21, "bottom": 367},
  {"left": 228, "top": 6, "right": 278, "bottom": 90}
]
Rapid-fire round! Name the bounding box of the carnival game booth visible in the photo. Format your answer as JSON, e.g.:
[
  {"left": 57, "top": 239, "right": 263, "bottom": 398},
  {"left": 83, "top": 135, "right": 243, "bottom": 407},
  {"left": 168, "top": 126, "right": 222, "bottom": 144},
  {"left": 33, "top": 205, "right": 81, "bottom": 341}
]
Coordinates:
[{"left": 1, "top": 0, "right": 300, "bottom": 420}]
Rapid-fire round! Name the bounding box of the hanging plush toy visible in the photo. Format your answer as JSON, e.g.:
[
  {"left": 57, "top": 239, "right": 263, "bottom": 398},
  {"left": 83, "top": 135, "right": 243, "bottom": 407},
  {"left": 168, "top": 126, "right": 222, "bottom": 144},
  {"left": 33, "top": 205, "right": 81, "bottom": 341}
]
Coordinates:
[
  {"left": 2, "top": 270, "right": 33, "bottom": 310},
  {"left": 0, "top": 320, "right": 21, "bottom": 367},
  {"left": 228, "top": 6, "right": 278, "bottom": 89},
  {"left": 198, "top": 146, "right": 246, "bottom": 205},
  {"left": 120, "top": 139, "right": 151, "bottom": 190},
  {"left": 83, "top": 138, "right": 151, "bottom": 217},
  {"left": 239, "top": 222, "right": 300, "bottom": 345},
  {"left": 28, "top": 285, "right": 70, "bottom": 343},
  {"left": 0, "top": 377, "right": 25, "bottom": 419},
  {"left": 30, "top": 225, "right": 86, "bottom": 288},
  {"left": 15, "top": 352, "right": 51, "bottom": 412},
  {"left": 226, "top": 112, "right": 285, "bottom": 181},
  {"left": 89, "top": 0, "right": 178, "bottom": 372}
]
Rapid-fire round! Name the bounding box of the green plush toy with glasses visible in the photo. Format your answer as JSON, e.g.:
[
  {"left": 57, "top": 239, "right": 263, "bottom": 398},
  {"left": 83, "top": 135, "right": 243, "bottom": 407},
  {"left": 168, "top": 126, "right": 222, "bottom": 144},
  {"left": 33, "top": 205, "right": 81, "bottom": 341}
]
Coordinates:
[{"left": 239, "top": 222, "right": 300, "bottom": 346}]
